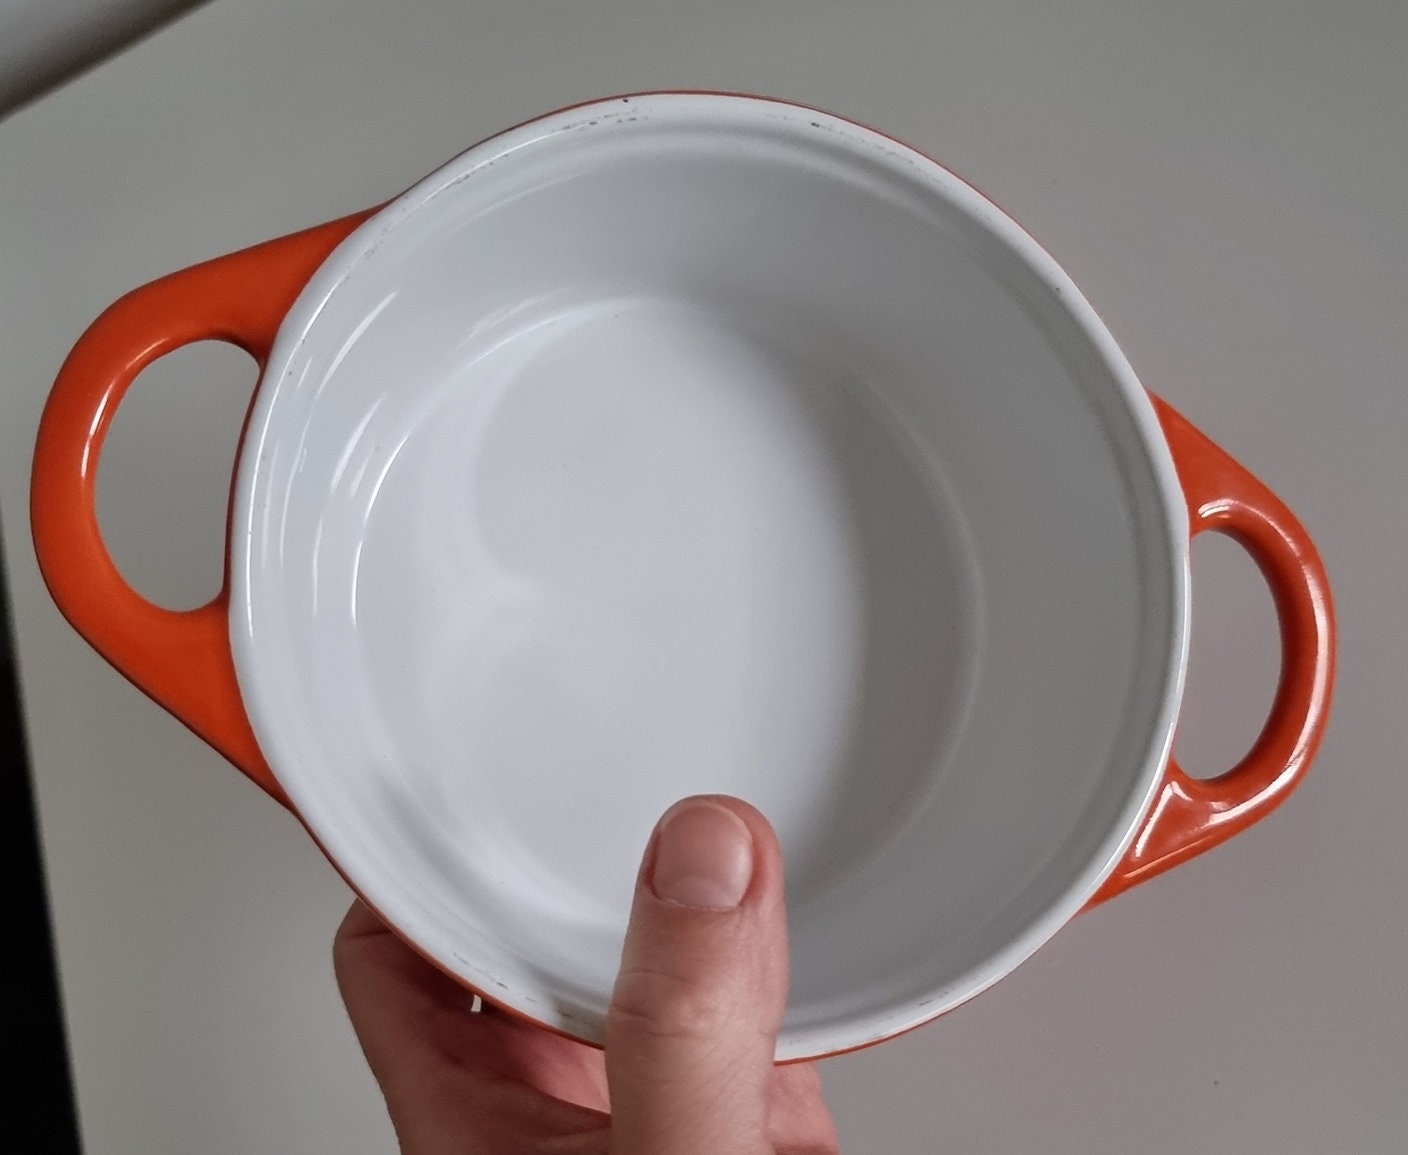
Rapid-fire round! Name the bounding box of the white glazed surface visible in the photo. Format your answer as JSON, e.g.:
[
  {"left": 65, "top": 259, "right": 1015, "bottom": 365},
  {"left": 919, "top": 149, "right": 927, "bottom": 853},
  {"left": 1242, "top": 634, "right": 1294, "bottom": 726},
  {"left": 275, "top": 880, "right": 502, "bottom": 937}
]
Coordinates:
[{"left": 230, "top": 93, "right": 1187, "bottom": 1060}]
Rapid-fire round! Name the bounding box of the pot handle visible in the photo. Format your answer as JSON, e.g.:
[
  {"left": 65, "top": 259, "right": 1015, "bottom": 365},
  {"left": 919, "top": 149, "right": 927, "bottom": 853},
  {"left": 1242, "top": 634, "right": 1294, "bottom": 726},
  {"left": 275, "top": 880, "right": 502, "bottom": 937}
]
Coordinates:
[
  {"left": 30, "top": 210, "right": 375, "bottom": 806},
  {"left": 1088, "top": 395, "right": 1335, "bottom": 904}
]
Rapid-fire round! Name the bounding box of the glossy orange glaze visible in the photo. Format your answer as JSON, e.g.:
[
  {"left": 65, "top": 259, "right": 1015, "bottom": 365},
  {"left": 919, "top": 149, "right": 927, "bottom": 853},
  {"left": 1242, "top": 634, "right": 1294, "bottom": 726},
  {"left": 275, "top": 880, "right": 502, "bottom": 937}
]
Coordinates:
[
  {"left": 1086, "top": 396, "right": 1335, "bottom": 905},
  {"left": 30, "top": 210, "right": 375, "bottom": 806}
]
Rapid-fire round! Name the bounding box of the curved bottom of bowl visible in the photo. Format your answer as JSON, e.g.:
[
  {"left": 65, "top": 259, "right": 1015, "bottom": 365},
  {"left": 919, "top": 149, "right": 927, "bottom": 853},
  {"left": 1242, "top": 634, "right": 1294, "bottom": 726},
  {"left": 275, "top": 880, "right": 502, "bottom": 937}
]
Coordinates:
[{"left": 348, "top": 293, "right": 981, "bottom": 941}]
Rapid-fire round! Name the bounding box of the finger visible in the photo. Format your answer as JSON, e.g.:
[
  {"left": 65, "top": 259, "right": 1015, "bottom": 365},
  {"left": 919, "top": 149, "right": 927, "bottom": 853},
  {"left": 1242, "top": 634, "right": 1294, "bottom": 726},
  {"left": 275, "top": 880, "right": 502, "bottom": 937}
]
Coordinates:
[
  {"left": 605, "top": 796, "right": 789, "bottom": 1155},
  {"left": 333, "top": 900, "right": 471, "bottom": 1095},
  {"left": 768, "top": 1064, "right": 841, "bottom": 1153},
  {"left": 333, "top": 900, "right": 610, "bottom": 1145}
]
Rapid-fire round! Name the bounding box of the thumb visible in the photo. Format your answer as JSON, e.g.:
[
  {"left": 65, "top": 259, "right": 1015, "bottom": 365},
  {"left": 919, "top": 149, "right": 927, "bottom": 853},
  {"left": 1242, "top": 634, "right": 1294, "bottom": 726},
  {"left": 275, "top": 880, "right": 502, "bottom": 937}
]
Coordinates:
[{"left": 606, "top": 795, "right": 789, "bottom": 1154}]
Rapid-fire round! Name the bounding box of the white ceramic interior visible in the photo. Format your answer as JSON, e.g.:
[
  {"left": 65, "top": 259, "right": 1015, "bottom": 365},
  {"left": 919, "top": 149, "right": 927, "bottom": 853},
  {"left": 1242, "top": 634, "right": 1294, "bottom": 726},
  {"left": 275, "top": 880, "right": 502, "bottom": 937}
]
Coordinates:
[{"left": 230, "top": 93, "right": 1188, "bottom": 1060}]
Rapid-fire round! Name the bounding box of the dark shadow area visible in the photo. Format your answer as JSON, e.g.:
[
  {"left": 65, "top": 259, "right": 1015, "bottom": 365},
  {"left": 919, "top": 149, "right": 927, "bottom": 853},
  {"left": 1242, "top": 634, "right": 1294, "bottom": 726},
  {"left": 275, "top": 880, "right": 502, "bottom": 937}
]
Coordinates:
[
  {"left": 0, "top": 1, "right": 212, "bottom": 119},
  {"left": 0, "top": 515, "right": 82, "bottom": 1152}
]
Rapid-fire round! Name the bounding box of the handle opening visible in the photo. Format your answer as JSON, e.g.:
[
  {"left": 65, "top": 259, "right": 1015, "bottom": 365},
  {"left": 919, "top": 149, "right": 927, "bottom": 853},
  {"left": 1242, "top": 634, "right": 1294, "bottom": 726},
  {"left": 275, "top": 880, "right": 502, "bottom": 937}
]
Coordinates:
[
  {"left": 1174, "top": 531, "right": 1282, "bottom": 780},
  {"left": 96, "top": 339, "right": 259, "bottom": 612}
]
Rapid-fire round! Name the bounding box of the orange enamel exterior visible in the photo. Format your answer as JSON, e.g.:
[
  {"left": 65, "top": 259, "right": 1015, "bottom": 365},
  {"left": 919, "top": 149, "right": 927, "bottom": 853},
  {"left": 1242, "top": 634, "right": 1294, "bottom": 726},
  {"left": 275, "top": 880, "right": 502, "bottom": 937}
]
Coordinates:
[
  {"left": 28, "top": 115, "right": 1335, "bottom": 1060},
  {"left": 30, "top": 210, "right": 375, "bottom": 807},
  {"left": 1084, "top": 396, "right": 1336, "bottom": 906}
]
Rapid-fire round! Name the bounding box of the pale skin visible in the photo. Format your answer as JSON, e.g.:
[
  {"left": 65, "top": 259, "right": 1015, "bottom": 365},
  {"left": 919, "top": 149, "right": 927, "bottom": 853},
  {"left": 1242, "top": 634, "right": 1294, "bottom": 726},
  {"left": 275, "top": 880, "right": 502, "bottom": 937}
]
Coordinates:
[{"left": 334, "top": 795, "right": 841, "bottom": 1154}]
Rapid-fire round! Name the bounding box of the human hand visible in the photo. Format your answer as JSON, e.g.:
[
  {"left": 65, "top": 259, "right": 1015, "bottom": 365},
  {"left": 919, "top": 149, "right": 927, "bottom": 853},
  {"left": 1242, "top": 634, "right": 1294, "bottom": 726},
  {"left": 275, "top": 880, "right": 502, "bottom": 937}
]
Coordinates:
[{"left": 334, "top": 795, "right": 840, "bottom": 1153}]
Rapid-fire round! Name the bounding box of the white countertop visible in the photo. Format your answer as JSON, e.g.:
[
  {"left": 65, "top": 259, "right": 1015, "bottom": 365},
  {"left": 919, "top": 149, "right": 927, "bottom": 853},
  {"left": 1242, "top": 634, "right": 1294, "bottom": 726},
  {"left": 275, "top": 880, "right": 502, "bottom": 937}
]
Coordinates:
[{"left": 3, "top": 2, "right": 1404, "bottom": 1151}]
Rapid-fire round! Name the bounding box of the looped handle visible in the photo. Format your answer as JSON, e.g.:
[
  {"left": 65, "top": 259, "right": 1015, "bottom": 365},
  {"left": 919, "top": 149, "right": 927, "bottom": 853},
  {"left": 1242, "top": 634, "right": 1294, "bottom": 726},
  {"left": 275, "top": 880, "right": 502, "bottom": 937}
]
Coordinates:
[
  {"left": 1089, "top": 395, "right": 1335, "bottom": 904},
  {"left": 30, "top": 211, "right": 375, "bottom": 804}
]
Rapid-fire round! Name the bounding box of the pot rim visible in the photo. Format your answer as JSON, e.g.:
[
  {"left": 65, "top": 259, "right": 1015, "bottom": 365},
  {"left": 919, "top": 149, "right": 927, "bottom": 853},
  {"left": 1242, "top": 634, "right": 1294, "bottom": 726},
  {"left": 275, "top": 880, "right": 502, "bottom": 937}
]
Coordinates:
[{"left": 228, "top": 91, "right": 1190, "bottom": 1059}]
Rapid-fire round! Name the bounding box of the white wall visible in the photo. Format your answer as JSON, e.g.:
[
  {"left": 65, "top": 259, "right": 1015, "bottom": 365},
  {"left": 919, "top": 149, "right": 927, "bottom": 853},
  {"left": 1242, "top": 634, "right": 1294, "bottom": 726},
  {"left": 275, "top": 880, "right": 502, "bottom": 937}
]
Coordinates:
[
  {"left": 0, "top": 0, "right": 207, "bottom": 113},
  {"left": 2, "top": 1, "right": 1405, "bottom": 1151}
]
